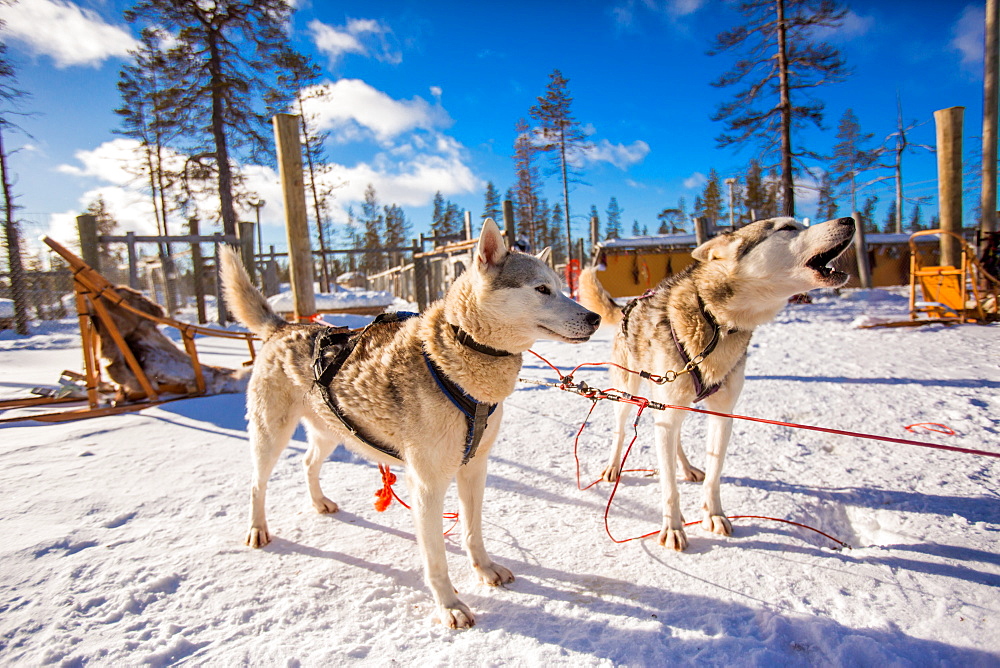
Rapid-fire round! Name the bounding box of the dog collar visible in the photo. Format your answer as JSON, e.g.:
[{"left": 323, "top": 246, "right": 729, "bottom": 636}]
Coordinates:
[{"left": 451, "top": 324, "right": 513, "bottom": 357}]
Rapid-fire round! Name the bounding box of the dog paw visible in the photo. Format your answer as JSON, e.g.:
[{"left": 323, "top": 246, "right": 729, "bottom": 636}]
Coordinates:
[
  {"left": 702, "top": 514, "right": 733, "bottom": 536},
  {"left": 601, "top": 464, "right": 622, "bottom": 483},
  {"left": 681, "top": 466, "right": 705, "bottom": 483},
  {"left": 436, "top": 601, "right": 476, "bottom": 629},
  {"left": 658, "top": 527, "right": 688, "bottom": 551},
  {"left": 245, "top": 526, "right": 271, "bottom": 548},
  {"left": 473, "top": 561, "right": 515, "bottom": 587},
  {"left": 312, "top": 497, "right": 339, "bottom": 514}
]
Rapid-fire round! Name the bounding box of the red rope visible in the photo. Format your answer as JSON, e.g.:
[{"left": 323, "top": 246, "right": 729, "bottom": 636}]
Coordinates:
[
  {"left": 528, "top": 350, "right": 998, "bottom": 460},
  {"left": 375, "top": 464, "right": 460, "bottom": 535}
]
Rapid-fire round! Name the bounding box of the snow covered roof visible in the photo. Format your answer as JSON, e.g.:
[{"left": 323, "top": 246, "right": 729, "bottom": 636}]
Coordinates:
[
  {"left": 596, "top": 234, "right": 699, "bottom": 251},
  {"left": 266, "top": 288, "right": 395, "bottom": 313}
]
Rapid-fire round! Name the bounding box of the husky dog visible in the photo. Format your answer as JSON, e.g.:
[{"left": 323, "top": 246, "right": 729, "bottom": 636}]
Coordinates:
[
  {"left": 220, "top": 219, "right": 600, "bottom": 628},
  {"left": 579, "top": 217, "right": 854, "bottom": 550}
]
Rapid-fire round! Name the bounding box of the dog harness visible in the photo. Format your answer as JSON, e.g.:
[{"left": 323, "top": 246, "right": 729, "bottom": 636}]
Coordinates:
[
  {"left": 620, "top": 290, "right": 724, "bottom": 403},
  {"left": 312, "top": 312, "right": 500, "bottom": 465}
]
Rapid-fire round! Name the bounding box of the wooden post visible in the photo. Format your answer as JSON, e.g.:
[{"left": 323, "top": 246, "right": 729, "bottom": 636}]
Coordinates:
[
  {"left": 125, "top": 231, "right": 139, "bottom": 289},
  {"left": 982, "top": 0, "right": 999, "bottom": 245},
  {"left": 213, "top": 235, "right": 227, "bottom": 326},
  {"left": 77, "top": 213, "right": 100, "bottom": 272},
  {"left": 273, "top": 113, "right": 316, "bottom": 321},
  {"left": 464, "top": 210, "right": 473, "bottom": 240},
  {"left": 934, "top": 106, "right": 965, "bottom": 268},
  {"left": 852, "top": 210, "right": 872, "bottom": 289},
  {"left": 502, "top": 199, "right": 515, "bottom": 247},
  {"left": 693, "top": 216, "right": 708, "bottom": 246},
  {"left": 238, "top": 221, "right": 257, "bottom": 285},
  {"left": 590, "top": 215, "right": 599, "bottom": 254},
  {"left": 189, "top": 218, "right": 206, "bottom": 325}
]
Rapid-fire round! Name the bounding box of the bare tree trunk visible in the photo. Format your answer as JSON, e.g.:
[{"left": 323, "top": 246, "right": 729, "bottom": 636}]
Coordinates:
[
  {"left": 559, "top": 126, "right": 572, "bottom": 264},
  {"left": 0, "top": 126, "right": 29, "bottom": 335},
  {"left": 982, "top": 0, "right": 999, "bottom": 245},
  {"left": 208, "top": 29, "right": 237, "bottom": 242},
  {"left": 895, "top": 95, "right": 905, "bottom": 234},
  {"left": 775, "top": 0, "right": 795, "bottom": 217},
  {"left": 297, "top": 102, "right": 331, "bottom": 292}
]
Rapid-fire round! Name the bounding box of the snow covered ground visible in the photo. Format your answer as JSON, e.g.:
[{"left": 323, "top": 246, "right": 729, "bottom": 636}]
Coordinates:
[{"left": 0, "top": 288, "right": 998, "bottom": 666}]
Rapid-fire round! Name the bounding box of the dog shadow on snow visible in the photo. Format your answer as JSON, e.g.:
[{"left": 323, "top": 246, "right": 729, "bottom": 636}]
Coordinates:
[{"left": 477, "top": 549, "right": 999, "bottom": 665}]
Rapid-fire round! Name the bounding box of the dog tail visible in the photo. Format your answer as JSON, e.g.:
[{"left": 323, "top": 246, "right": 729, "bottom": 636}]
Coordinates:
[
  {"left": 219, "top": 246, "right": 287, "bottom": 339},
  {"left": 578, "top": 267, "right": 622, "bottom": 327}
]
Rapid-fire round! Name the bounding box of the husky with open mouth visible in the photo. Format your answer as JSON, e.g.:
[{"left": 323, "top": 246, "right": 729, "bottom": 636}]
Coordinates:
[{"left": 580, "top": 216, "right": 854, "bottom": 550}]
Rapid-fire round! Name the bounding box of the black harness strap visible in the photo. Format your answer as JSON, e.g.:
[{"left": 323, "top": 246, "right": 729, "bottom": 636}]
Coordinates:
[
  {"left": 312, "top": 312, "right": 418, "bottom": 463},
  {"left": 668, "top": 296, "right": 723, "bottom": 402},
  {"left": 312, "top": 312, "right": 499, "bottom": 466}
]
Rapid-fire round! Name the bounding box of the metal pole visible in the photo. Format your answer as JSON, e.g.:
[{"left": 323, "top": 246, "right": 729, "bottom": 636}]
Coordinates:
[{"left": 982, "top": 0, "right": 999, "bottom": 245}]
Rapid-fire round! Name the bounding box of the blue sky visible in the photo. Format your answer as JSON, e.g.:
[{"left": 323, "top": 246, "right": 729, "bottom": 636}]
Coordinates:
[{"left": 0, "top": 0, "right": 988, "bottom": 257}]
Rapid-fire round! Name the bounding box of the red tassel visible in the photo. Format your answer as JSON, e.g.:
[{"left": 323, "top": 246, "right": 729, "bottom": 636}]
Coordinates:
[{"left": 374, "top": 465, "right": 397, "bottom": 512}]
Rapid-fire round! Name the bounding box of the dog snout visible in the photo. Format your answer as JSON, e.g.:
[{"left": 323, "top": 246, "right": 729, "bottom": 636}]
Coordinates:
[
  {"left": 837, "top": 216, "right": 856, "bottom": 230},
  {"left": 585, "top": 311, "right": 601, "bottom": 328}
]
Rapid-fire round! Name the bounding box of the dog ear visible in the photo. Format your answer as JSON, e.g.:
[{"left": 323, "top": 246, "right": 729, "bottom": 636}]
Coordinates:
[
  {"left": 476, "top": 218, "right": 508, "bottom": 270},
  {"left": 691, "top": 233, "right": 738, "bottom": 262},
  {"left": 535, "top": 247, "right": 552, "bottom": 264}
]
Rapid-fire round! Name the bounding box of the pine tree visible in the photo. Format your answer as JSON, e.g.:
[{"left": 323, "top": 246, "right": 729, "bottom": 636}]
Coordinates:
[
  {"left": 883, "top": 200, "right": 897, "bottom": 233},
  {"left": 482, "top": 181, "right": 501, "bottom": 228},
  {"left": 700, "top": 168, "right": 726, "bottom": 229},
  {"left": 710, "top": 0, "right": 850, "bottom": 217},
  {"left": 815, "top": 172, "right": 838, "bottom": 221},
  {"left": 549, "top": 202, "right": 566, "bottom": 264},
  {"left": 124, "top": 0, "right": 303, "bottom": 239},
  {"left": 631, "top": 219, "right": 642, "bottom": 237},
  {"left": 605, "top": 197, "right": 623, "bottom": 240},
  {"left": 513, "top": 118, "right": 541, "bottom": 249},
  {"left": 529, "top": 69, "right": 590, "bottom": 264},
  {"left": 0, "top": 21, "right": 29, "bottom": 334},
  {"left": 859, "top": 194, "right": 878, "bottom": 234},
  {"left": 360, "top": 184, "right": 383, "bottom": 274},
  {"left": 116, "top": 28, "right": 185, "bottom": 240},
  {"left": 383, "top": 203, "right": 410, "bottom": 267},
  {"left": 909, "top": 204, "right": 924, "bottom": 231},
  {"left": 830, "top": 108, "right": 883, "bottom": 214},
  {"left": 86, "top": 197, "right": 124, "bottom": 269},
  {"left": 743, "top": 159, "right": 769, "bottom": 224}
]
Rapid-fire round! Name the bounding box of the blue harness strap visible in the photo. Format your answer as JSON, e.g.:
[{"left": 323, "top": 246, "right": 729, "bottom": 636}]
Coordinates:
[{"left": 423, "top": 352, "right": 497, "bottom": 465}]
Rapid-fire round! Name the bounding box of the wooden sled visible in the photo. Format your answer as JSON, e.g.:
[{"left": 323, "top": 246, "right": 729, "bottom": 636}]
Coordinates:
[
  {"left": 862, "top": 229, "right": 999, "bottom": 329},
  {"left": 0, "top": 236, "right": 257, "bottom": 423}
]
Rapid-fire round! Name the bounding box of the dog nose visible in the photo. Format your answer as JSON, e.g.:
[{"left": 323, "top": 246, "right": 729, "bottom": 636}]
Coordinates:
[
  {"left": 585, "top": 312, "right": 601, "bottom": 327},
  {"left": 837, "top": 216, "right": 855, "bottom": 229}
]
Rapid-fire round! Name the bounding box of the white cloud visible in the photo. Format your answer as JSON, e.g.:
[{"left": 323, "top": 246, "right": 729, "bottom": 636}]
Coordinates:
[
  {"left": 0, "top": 0, "right": 136, "bottom": 68},
  {"left": 951, "top": 5, "right": 985, "bottom": 67},
  {"left": 299, "top": 79, "right": 452, "bottom": 144},
  {"left": 611, "top": 0, "right": 707, "bottom": 31},
  {"left": 308, "top": 17, "right": 401, "bottom": 68},
  {"left": 683, "top": 172, "right": 707, "bottom": 189},
  {"left": 582, "top": 139, "right": 650, "bottom": 169}
]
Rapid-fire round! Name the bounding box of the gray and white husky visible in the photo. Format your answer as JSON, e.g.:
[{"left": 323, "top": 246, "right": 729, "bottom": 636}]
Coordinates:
[
  {"left": 580, "top": 216, "right": 854, "bottom": 550},
  {"left": 220, "top": 219, "right": 599, "bottom": 628}
]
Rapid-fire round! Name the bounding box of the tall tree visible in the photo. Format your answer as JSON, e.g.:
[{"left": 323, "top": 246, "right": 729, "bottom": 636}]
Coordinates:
[
  {"left": 830, "top": 108, "right": 883, "bottom": 214},
  {"left": 359, "top": 184, "right": 383, "bottom": 274},
  {"left": 125, "top": 0, "right": 302, "bottom": 240},
  {"left": 700, "top": 168, "right": 726, "bottom": 229},
  {"left": 277, "top": 51, "right": 335, "bottom": 291},
  {"left": 529, "top": 69, "right": 590, "bottom": 264},
  {"left": 549, "top": 202, "right": 566, "bottom": 263},
  {"left": 116, "top": 27, "right": 185, "bottom": 241},
  {"left": 710, "top": 0, "right": 850, "bottom": 217},
  {"left": 909, "top": 204, "right": 924, "bottom": 231},
  {"left": 743, "top": 159, "right": 771, "bottom": 223},
  {"left": 882, "top": 200, "right": 897, "bottom": 233},
  {"left": 383, "top": 203, "right": 410, "bottom": 268},
  {"left": 859, "top": 194, "right": 879, "bottom": 234},
  {"left": 86, "top": 196, "right": 123, "bottom": 269},
  {"left": 0, "top": 17, "right": 28, "bottom": 334},
  {"left": 513, "top": 118, "right": 541, "bottom": 249},
  {"left": 883, "top": 94, "right": 934, "bottom": 234},
  {"left": 481, "top": 181, "right": 501, "bottom": 228},
  {"left": 605, "top": 196, "right": 623, "bottom": 240},
  {"left": 815, "top": 172, "right": 838, "bottom": 221}
]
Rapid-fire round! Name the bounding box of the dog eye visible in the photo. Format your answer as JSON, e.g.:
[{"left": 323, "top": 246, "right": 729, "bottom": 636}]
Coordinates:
[{"left": 535, "top": 285, "right": 552, "bottom": 295}]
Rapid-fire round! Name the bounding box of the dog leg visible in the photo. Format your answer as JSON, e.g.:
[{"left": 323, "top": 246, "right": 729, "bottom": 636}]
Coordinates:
[
  {"left": 456, "top": 452, "right": 514, "bottom": 587},
  {"left": 677, "top": 444, "right": 705, "bottom": 483},
  {"left": 408, "top": 469, "right": 475, "bottom": 629},
  {"left": 245, "top": 410, "right": 299, "bottom": 548},
  {"left": 699, "top": 375, "right": 744, "bottom": 537},
  {"left": 303, "top": 424, "right": 339, "bottom": 514},
  {"left": 602, "top": 369, "right": 640, "bottom": 482},
  {"left": 652, "top": 400, "right": 688, "bottom": 550}
]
